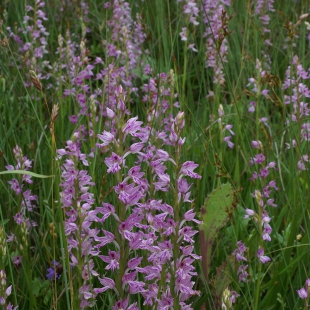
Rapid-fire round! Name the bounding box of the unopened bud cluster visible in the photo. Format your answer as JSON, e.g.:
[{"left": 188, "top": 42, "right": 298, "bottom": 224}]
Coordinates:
[
  {"left": 21, "top": 221, "right": 28, "bottom": 249},
  {"left": 0, "top": 226, "right": 6, "bottom": 265},
  {"left": 0, "top": 270, "right": 13, "bottom": 307}
]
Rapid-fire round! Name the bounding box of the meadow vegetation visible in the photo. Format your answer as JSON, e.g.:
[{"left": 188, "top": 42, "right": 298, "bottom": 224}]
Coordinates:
[{"left": 1, "top": 0, "right": 310, "bottom": 309}]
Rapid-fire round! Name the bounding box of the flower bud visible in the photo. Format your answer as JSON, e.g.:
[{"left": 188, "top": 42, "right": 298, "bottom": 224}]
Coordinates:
[
  {"left": 252, "top": 140, "right": 263, "bottom": 149},
  {"left": 222, "top": 288, "right": 232, "bottom": 309},
  {"left": 0, "top": 270, "right": 6, "bottom": 287}
]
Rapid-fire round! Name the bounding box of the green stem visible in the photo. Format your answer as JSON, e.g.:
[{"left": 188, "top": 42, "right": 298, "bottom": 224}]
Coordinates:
[
  {"left": 254, "top": 199, "right": 263, "bottom": 310},
  {"left": 254, "top": 259, "right": 262, "bottom": 310},
  {"left": 182, "top": 41, "right": 188, "bottom": 107},
  {"left": 114, "top": 115, "right": 129, "bottom": 299},
  {"left": 171, "top": 145, "right": 181, "bottom": 310}
]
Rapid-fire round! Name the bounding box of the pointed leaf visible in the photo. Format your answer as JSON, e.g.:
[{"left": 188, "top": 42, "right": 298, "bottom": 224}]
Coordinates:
[{"left": 199, "top": 183, "right": 234, "bottom": 278}]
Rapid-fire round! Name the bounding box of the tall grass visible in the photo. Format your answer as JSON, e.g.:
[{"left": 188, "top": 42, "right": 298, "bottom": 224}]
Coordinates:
[{"left": 1, "top": 0, "right": 310, "bottom": 309}]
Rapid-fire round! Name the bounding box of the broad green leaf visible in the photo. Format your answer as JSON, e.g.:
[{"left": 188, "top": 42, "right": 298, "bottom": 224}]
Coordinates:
[
  {"left": 44, "top": 289, "right": 52, "bottom": 305},
  {"left": 214, "top": 255, "right": 236, "bottom": 300},
  {"left": 199, "top": 183, "right": 234, "bottom": 278},
  {"left": 31, "top": 277, "right": 42, "bottom": 297}
]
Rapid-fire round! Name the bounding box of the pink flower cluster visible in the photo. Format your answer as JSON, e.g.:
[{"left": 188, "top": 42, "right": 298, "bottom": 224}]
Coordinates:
[
  {"left": 202, "top": 0, "right": 230, "bottom": 85},
  {"left": 6, "top": 0, "right": 51, "bottom": 88},
  {"left": 283, "top": 56, "right": 310, "bottom": 171},
  {"left": 5, "top": 145, "right": 38, "bottom": 254},
  {"left": 58, "top": 73, "right": 202, "bottom": 308}
]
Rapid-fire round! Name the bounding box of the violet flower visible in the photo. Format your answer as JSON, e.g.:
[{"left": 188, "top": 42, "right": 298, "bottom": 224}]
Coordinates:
[
  {"left": 297, "top": 287, "right": 308, "bottom": 299},
  {"left": 257, "top": 247, "right": 271, "bottom": 264},
  {"left": 232, "top": 241, "right": 248, "bottom": 262},
  {"left": 46, "top": 260, "right": 62, "bottom": 280},
  {"left": 297, "top": 278, "right": 310, "bottom": 300}
]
